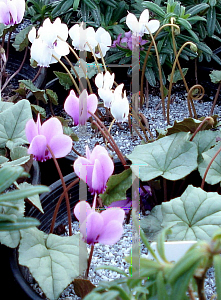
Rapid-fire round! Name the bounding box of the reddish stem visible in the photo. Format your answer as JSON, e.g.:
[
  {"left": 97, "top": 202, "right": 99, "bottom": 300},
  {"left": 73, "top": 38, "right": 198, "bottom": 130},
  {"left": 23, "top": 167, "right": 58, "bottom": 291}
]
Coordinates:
[
  {"left": 85, "top": 245, "right": 94, "bottom": 278},
  {"left": 201, "top": 145, "right": 221, "bottom": 190},
  {"left": 47, "top": 144, "right": 72, "bottom": 236}
]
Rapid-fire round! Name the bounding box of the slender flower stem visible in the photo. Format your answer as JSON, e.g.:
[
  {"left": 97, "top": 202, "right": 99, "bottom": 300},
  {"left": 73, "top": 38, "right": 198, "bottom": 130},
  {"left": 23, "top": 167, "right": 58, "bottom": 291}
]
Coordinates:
[
  {"left": 52, "top": 54, "right": 80, "bottom": 95},
  {"left": 85, "top": 245, "right": 94, "bottom": 278},
  {"left": 32, "top": 66, "right": 42, "bottom": 83},
  {"left": 167, "top": 42, "right": 197, "bottom": 124},
  {"left": 201, "top": 145, "right": 221, "bottom": 190},
  {"left": 86, "top": 42, "right": 101, "bottom": 73},
  {"left": 210, "top": 81, "right": 221, "bottom": 115},
  {"left": 145, "top": 25, "right": 165, "bottom": 118},
  {"left": 97, "top": 43, "right": 107, "bottom": 72},
  {"left": 105, "top": 118, "right": 115, "bottom": 147},
  {"left": 47, "top": 144, "right": 72, "bottom": 236},
  {"left": 189, "top": 117, "right": 213, "bottom": 141},
  {"left": 140, "top": 23, "right": 180, "bottom": 107},
  {"left": 6, "top": 31, "right": 12, "bottom": 61},
  {"left": 89, "top": 110, "right": 127, "bottom": 166},
  {"left": 1, "top": 46, "right": 28, "bottom": 93},
  {"left": 50, "top": 178, "right": 79, "bottom": 234}
]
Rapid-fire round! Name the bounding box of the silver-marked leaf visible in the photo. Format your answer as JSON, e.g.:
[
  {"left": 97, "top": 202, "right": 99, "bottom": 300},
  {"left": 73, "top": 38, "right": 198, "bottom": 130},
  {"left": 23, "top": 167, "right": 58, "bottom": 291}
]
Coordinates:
[
  {"left": 0, "top": 165, "right": 24, "bottom": 193},
  {"left": 198, "top": 142, "right": 221, "bottom": 185},
  {"left": 19, "top": 228, "right": 87, "bottom": 300},
  {"left": 0, "top": 99, "right": 32, "bottom": 148},
  {"left": 10, "top": 146, "right": 28, "bottom": 160},
  {"left": 162, "top": 185, "right": 221, "bottom": 240},
  {"left": 127, "top": 132, "right": 198, "bottom": 181},
  {"left": 191, "top": 130, "right": 221, "bottom": 162},
  {"left": 1, "top": 156, "right": 30, "bottom": 166},
  {"left": 0, "top": 101, "right": 13, "bottom": 112},
  {"left": 0, "top": 155, "right": 8, "bottom": 164}
]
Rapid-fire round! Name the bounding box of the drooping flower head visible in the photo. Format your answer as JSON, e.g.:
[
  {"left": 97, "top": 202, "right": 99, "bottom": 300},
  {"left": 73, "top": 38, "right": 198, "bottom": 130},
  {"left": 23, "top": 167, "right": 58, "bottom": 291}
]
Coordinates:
[
  {"left": 126, "top": 9, "right": 160, "bottom": 37},
  {"left": 25, "top": 114, "right": 72, "bottom": 162},
  {"left": 28, "top": 18, "right": 69, "bottom": 67},
  {"left": 111, "top": 84, "right": 129, "bottom": 123},
  {"left": 95, "top": 71, "right": 115, "bottom": 108},
  {"left": 73, "top": 145, "right": 114, "bottom": 195},
  {"left": 0, "top": 0, "right": 25, "bottom": 25},
  {"left": 64, "top": 89, "right": 98, "bottom": 126},
  {"left": 95, "top": 27, "right": 112, "bottom": 58},
  {"left": 68, "top": 23, "right": 97, "bottom": 52},
  {"left": 74, "top": 200, "right": 125, "bottom": 245}
]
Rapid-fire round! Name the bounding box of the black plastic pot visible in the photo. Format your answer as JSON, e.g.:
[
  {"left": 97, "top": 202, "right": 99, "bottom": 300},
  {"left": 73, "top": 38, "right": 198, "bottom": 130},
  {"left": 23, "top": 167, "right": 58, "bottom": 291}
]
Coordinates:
[{"left": 9, "top": 160, "right": 126, "bottom": 299}]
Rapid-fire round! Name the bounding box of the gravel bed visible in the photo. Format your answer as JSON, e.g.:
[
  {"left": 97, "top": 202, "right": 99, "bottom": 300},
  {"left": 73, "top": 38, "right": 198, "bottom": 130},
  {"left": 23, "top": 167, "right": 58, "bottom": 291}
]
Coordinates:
[{"left": 28, "top": 92, "right": 220, "bottom": 299}]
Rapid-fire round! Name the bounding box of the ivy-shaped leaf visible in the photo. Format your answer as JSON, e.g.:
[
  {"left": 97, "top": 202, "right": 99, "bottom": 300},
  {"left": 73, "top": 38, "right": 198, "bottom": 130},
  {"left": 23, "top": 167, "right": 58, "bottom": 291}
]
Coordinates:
[
  {"left": 19, "top": 228, "right": 87, "bottom": 300},
  {"left": 12, "top": 25, "right": 33, "bottom": 51},
  {"left": 54, "top": 71, "right": 73, "bottom": 90},
  {"left": 127, "top": 132, "right": 198, "bottom": 181}
]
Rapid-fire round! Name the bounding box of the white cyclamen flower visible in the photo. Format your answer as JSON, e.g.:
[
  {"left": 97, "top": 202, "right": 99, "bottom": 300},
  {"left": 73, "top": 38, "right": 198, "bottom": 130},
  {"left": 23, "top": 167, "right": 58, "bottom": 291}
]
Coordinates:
[
  {"left": 126, "top": 9, "right": 160, "bottom": 37},
  {"left": 69, "top": 23, "right": 97, "bottom": 51},
  {"left": 95, "top": 27, "right": 112, "bottom": 58},
  {"left": 95, "top": 71, "right": 115, "bottom": 108},
  {"left": 111, "top": 84, "right": 129, "bottom": 123},
  {"left": 28, "top": 18, "right": 69, "bottom": 67}
]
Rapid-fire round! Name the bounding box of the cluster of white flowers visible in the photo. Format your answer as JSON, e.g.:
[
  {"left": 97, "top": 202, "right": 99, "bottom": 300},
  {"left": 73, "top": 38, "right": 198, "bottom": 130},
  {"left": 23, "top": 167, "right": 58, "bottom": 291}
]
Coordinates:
[
  {"left": 28, "top": 19, "right": 112, "bottom": 67},
  {"left": 95, "top": 71, "right": 129, "bottom": 123}
]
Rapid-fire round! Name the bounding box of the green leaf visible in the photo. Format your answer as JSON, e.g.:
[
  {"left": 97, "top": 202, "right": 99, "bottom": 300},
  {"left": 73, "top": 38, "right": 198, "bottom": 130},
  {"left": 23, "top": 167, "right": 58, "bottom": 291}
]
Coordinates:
[
  {"left": 62, "top": 126, "right": 79, "bottom": 141},
  {"left": 19, "top": 228, "right": 87, "bottom": 300},
  {"left": 214, "top": 254, "right": 221, "bottom": 299},
  {"left": 0, "top": 99, "right": 32, "bottom": 148},
  {"left": 207, "top": 6, "right": 216, "bottom": 37},
  {"left": 0, "top": 165, "right": 24, "bottom": 193},
  {"left": 127, "top": 132, "right": 198, "bottom": 181},
  {"left": 19, "top": 80, "right": 48, "bottom": 103},
  {"left": 1, "top": 156, "right": 30, "bottom": 167},
  {"left": 145, "top": 68, "right": 156, "bottom": 87},
  {"left": 46, "top": 89, "right": 58, "bottom": 105},
  {"left": 198, "top": 142, "right": 221, "bottom": 185},
  {"left": 0, "top": 185, "right": 49, "bottom": 203},
  {"left": 0, "top": 217, "right": 40, "bottom": 231},
  {"left": 0, "top": 230, "right": 20, "bottom": 247},
  {"left": 54, "top": 71, "right": 73, "bottom": 90},
  {"left": 10, "top": 146, "right": 28, "bottom": 160},
  {"left": 73, "top": 0, "right": 80, "bottom": 10},
  {"left": 0, "top": 101, "right": 13, "bottom": 112},
  {"left": 31, "top": 104, "right": 46, "bottom": 118},
  {"left": 162, "top": 185, "right": 221, "bottom": 240},
  {"left": 100, "top": 168, "right": 133, "bottom": 205},
  {"left": 142, "top": 1, "right": 165, "bottom": 18},
  {"left": 186, "top": 3, "right": 209, "bottom": 16},
  {"left": 140, "top": 205, "right": 163, "bottom": 241},
  {"left": 17, "top": 182, "right": 44, "bottom": 213},
  {"left": 167, "top": 68, "right": 188, "bottom": 83},
  {"left": 0, "top": 24, "right": 13, "bottom": 37},
  {"left": 0, "top": 156, "right": 8, "bottom": 164},
  {"left": 190, "top": 130, "right": 220, "bottom": 162},
  {"left": 210, "top": 70, "right": 221, "bottom": 83},
  {"left": 12, "top": 25, "right": 33, "bottom": 51}
]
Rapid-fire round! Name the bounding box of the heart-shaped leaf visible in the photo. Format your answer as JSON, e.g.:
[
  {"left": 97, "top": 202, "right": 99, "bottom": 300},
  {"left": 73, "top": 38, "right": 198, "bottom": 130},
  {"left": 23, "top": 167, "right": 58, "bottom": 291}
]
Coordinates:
[
  {"left": 19, "top": 228, "right": 87, "bottom": 300},
  {"left": 140, "top": 205, "right": 163, "bottom": 241},
  {"left": 127, "top": 132, "right": 198, "bottom": 181},
  {"left": 0, "top": 165, "right": 24, "bottom": 193},
  {"left": 100, "top": 168, "right": 133, "bottom": 205},
  {"left": 12, "top": 25, "right": 33, "bottom": 51},
  {"left": 0, "top": 99, "right": 32, "bottom": 148},
  {"left": 162, "top": 185, "right": 221, "bottom": 240},
  {"left": 198, "top": 142, "right": 221, "bottom": 185},
  {"left": 54, "top": 71, "right": 73, "bottom": 90}
]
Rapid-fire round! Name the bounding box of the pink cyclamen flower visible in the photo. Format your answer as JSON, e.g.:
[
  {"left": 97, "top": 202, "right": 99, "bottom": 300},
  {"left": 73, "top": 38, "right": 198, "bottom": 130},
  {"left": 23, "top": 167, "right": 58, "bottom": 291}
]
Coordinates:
[
  {"left": 25, "top": 114, "right": 72, "bottom": 162},
  {"left": 64, "top": 89, "right": 98, "bottom": 126},
  {"left": 0, "top": 0, "right": 25, "bottom": 25},
  {"left": 73, "top": 145, "right": 114, "bottom": 195},
  {"left": 74, "top": 200, "right": 125, "bottom": 245}
]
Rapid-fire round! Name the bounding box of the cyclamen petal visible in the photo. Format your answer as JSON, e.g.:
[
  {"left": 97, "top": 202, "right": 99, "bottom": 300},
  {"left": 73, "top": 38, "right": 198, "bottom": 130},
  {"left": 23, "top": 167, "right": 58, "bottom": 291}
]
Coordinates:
[
  {"left": 64, "top": 90, "right": 79, "bottom": 125},
  {"left": 98, "top": 220, "right": 124, "bottom": 245},
  {"left": 74, "top": 201, "right": 92, "bottom": 224},
  {"left": 81, "top": 212, "right": 104, "bottom": 244},
  {"left": 48, "top": 134, "right": 73, "bottom": 158},
  {"left": 41, "top": 117, "right": 63, "bottom": 143},
  {"left": 28, "top": 135, "right": 48, "bottom": 162},
  {"left": 25, "top": 119, "right": 38, "bottom": 143}
]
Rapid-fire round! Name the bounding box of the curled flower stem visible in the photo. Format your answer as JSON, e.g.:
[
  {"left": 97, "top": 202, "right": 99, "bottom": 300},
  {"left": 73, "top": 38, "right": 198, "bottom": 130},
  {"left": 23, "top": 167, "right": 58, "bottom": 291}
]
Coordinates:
[
  {"left": 50, "top": 178, "right": 79, "bottom": 234},
  {"left": 47, "top": 144, "right": 72, "bottom": 236},
  {"left": 52, "top": 54, "right": 80, "bottom": 95},
  {"left": 201, "top": 145, "right": 221, "bottom": 190},
  {"left": 85, "top": 244, "right": 94, "bottom": 278},
  {"left": 167, "top": 42, "right": 197, "bottom": 124},
  {"left": 140, "top": 23, "right": 180, "bottom": 108}
]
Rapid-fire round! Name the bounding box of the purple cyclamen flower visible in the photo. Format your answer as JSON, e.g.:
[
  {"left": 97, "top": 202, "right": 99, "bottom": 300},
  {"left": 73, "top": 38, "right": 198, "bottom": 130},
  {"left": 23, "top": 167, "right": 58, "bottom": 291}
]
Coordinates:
[
  {"left": 112, "top": 31, "right": 147, "bottom": 51},
  {"left": 64, "top": 89, "right": 98, "bottom": 126},
  {"left": 25, "top": 114, "right": 72, "bottom": 162},
  {"left": 74, "top": 200, "right": 125, "bottom": 245},
  {"left": 0, "top": 0, "right": 25, "bottom": 25},
  {"left": 73, "top": 145, "right": 114, "bottom": 195}
]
